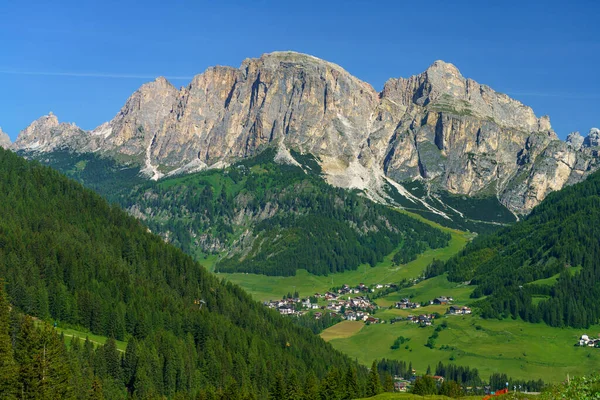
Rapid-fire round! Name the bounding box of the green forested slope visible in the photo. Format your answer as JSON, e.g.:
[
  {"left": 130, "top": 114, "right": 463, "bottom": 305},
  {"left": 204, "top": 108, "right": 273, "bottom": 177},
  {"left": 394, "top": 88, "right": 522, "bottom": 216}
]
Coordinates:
[
  {"left": 113, "top": 149, "right": 451, "bottom": 276},
  {"left": 0, "top": 148, "right": 367, "bottom": 398},
  {"left": 434, "top": 169, "right": 600, "bottom": 328}
]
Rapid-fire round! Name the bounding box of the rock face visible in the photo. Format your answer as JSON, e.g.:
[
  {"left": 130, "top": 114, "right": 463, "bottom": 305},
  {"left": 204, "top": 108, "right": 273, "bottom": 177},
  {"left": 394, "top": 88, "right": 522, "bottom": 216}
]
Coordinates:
[
  {"left": 0, "top": 128, "right": 11, "bottom": 149},
  {"left": 12, "top": 52, "right": 600, "bottom": 214}
]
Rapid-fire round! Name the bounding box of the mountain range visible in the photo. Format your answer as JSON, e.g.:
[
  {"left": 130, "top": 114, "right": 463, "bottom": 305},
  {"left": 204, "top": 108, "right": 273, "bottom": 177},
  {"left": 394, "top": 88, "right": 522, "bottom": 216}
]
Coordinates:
[{"left": 8, "top": 51, "right": 599, "bottom": 216}]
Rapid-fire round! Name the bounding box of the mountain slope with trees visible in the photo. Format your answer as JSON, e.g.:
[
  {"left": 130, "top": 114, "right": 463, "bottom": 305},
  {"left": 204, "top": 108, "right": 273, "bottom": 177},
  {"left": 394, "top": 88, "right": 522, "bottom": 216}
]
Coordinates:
[
  {"left": 432, "top": 169, "right": 600, "bottom": 328},
  {"left": 110, "top": 149, "right": 451, "bottom": 276},
  {"left": 0, "top": 147, "right": 370, "bottom": 398}
]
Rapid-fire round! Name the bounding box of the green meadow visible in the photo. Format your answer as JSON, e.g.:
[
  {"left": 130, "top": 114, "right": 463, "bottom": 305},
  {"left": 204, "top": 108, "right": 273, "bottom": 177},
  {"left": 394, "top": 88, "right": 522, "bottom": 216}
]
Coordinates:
[
  {"left": 35, "top": 320, "right": 128, "bottom": 352},
  {"left": 324, "top": 313, "right": 599, "bottom": 383},
  {"left": 376, "top": 274, "right": 475, "bottom": 308},
  {"left": 57, "top": 326, "right": 128, "bottom": 352},
  {"left": 218, "top": 212, "right": 471, "bottom": 301}
]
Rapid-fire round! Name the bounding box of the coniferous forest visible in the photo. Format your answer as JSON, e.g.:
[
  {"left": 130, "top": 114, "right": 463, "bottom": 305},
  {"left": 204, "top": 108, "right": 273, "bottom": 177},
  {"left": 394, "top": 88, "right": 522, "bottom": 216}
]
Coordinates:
[
  {"left": 432, "top": 169, "right": 600, "bottom": 328},
  {"left": 0, "top": 148, "right": 373, "bottom": 398},
  {"left": 110, "top": 149, "right": 450, "bottom": 276}
]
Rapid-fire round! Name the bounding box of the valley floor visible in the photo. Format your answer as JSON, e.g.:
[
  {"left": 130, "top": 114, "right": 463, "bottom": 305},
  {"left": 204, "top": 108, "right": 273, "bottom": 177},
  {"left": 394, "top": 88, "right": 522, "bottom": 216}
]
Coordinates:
[
  {"left": 324, "top": 311, "right": 600, "bottom": 383},
  {"left": 218, "top": 213, "right": 470, "bottom": 301},
  {"left": 216, "top": 209, "right": 596, "bottom": 385}
]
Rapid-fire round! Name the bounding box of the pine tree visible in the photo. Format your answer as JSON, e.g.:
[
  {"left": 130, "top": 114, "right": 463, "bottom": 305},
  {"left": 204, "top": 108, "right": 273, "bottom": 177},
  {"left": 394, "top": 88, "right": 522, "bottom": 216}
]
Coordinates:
[
  {"left": 89, "top": 377, "right": 104, "bottom": 400},
  {"left": 343, "top": 366, "right": 359, "bottom": 399},
  {"left": 104, "top": 337, "right": 122, "bottom": 381},
  {"left": 319, "top": 367, "right": 341, "bottom": 400},
  {"left": 303, "top": 373, "right": 319, "bottom": 400},
  {"left": 366, "top": 361, "right": 382, "bottom": 397},
  {"left": 384, "top": 374, "right": 394, "bottom": 392},
  {"left": 122, "top": 337, "right": 138, "bottom": 390},
  {"left": 411, "top": 375, "right": 437, "bottom": 396},
  {"left": 270, "top": 372, "right": 285, "bottom": 400},
  {"left": 285, "top": 370, "right": 303, "bottom": 400},
  {"left": 0, "top": 281, "right": 18, "bottom": 399}
]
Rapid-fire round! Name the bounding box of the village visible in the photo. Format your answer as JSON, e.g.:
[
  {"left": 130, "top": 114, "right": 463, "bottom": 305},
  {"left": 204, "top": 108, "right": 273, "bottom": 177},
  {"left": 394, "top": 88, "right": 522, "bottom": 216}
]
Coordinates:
[
  {"left": 264, "top": 283, "right": 381, "bottom": 322},
  {"left": 265, "top": 283, "right": 472, "bottom": 327}
]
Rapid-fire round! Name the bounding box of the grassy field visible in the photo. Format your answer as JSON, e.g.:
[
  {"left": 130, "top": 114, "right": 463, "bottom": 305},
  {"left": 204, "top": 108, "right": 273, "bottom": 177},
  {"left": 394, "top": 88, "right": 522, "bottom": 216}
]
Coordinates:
[
  {"left": 320, "top": 321, "right": 364, "bottom": 341},
  {"left": 324, "top": 313, "right": 600, "bottom": 383},
  {"left": 377, "top": 274, "right": 475, "bottom": 308},
  {"left": 526, "top": 266, "right": 582, "bottom": 287},
  {"left": 218, "top": 214, "right": 471, "bottom": 301}
]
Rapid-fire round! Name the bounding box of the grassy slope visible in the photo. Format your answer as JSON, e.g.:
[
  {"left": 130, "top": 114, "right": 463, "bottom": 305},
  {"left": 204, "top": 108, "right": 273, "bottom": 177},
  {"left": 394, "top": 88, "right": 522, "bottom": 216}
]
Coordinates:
[
  {"left": 325, "top": 313, "right": 600, "bottom": 383},
  {"left": 57, "top": 326, "right": 127, "bottom": 352},
  {"left": 320, "top": 321, "right": 364, "bottom": 341},
  {"left": 219, "top": 211, "right": 471, "bottom": 301}
]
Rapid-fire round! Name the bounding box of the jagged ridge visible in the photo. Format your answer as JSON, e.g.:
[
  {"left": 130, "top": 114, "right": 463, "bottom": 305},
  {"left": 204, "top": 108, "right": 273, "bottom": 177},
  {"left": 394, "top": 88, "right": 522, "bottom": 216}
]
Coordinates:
[{"left": 12, "top": 51, "right": 600, "bottom": 214}]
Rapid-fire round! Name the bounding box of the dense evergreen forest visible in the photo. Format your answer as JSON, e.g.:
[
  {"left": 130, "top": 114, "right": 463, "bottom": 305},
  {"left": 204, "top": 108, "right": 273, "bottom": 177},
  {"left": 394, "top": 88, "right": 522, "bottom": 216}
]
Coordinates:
[
  {"left": 109, "top": 149, "right": 450, "bottom": 276},
  {"left": 432, "top": 169, "right": 600, "bottom": 328},
  {"left": 0, "top": 148, "right": 375, "bottom": 398}
]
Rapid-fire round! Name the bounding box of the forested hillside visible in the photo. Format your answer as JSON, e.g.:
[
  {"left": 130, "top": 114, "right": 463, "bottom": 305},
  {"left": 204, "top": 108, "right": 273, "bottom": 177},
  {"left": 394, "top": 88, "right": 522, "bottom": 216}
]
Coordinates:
[
  {"left": 432, "top": 169, "right": 600, "bottom": 328},
  {"left": 112, "top": 149, "right": 451, "bottom": 276},
  {"left": 0, "top": 148, "right": 370, "bottom": 398}
]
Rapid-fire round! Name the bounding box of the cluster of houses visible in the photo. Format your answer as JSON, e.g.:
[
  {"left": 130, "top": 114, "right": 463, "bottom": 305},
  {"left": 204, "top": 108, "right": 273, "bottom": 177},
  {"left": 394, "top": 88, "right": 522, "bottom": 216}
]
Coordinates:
[
  {"left": 430, "top": 296, "right": 453, "bottom": 305},
  {"left": 395, "top": 296, "right": 472, "bottom": 316},
  {"left": 264, "top": 297, "right": 319, "bottom": 316},
  {"left": 395, "top": 298, "right": 421, "bottom": 309},
  {"left": 447, "top": 305, "right": 472, "bottom": 315},
  {"left": 264, "top": 284, "right": 380, "bottom": 321},
  {"left": 389, "top": 314, "right": 436, "bottom": 327},
  {"left": 578, "top": 334, "right": 600, "bottom": 347},
  {"left": 393, "top": 374, "right": 445, "bottom": 392}
]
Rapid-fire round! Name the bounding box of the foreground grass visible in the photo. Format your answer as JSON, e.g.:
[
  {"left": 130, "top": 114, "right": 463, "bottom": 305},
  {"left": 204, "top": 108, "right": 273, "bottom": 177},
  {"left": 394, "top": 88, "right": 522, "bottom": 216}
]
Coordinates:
[
  {"left": 219, "top": 215, "right": 470, "bottom": 301},
  {"left": 354, "top": 394, "right": 483, "bottom": 399},
  {"left": 327, "top": 313, "right": 600, "bottom": 383}
]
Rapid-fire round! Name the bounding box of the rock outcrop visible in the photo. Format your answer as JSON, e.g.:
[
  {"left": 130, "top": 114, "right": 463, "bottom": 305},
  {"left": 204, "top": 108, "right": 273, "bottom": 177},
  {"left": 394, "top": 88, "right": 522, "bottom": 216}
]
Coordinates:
[{"left": 12, "top": 52, "right": 599, "bottom": 214}]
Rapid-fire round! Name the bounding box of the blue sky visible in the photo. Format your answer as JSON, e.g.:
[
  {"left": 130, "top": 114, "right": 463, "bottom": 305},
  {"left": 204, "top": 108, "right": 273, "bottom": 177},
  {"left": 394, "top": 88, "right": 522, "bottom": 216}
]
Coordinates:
[{"left": 1, "top": 0, "right": 598, "bottom": 140}]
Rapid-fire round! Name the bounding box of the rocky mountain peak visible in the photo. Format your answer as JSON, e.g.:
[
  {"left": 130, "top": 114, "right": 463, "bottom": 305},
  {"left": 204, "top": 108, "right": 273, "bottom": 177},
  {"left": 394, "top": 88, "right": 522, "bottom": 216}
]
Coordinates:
[
  {"left": 583, "top": 127, "right": 600, "bottom": 148},
  {"left": 12, "top": 52, "right": 599, "bottom": 214},
  {"left": 566, "top": 131, "right": 585, "bottom": 149},
  {"left": 0, "top": 127, "right": 11, "bottom": 149},
  {"left": 13, "top": 113, "right": 88, "bottom": 152}
]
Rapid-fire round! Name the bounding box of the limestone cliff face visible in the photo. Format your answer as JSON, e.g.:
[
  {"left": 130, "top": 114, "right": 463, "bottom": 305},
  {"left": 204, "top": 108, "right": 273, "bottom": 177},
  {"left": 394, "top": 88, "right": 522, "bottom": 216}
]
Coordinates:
[{"left": 12, "top": 52, "right": 600, "bottom": 214}]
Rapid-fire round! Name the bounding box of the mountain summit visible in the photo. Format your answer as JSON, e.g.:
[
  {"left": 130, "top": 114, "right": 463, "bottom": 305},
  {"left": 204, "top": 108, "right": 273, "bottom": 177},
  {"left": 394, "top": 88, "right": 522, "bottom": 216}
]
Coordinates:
[{"left": 13, "top": 52, "right": 599, "bottom": 214}]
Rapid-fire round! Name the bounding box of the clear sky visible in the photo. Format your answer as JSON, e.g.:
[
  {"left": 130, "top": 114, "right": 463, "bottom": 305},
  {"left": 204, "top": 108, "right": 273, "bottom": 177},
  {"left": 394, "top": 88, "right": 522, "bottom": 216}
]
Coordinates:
[{"left": 1, "top": 0, "right": 598, "bottom": 140}]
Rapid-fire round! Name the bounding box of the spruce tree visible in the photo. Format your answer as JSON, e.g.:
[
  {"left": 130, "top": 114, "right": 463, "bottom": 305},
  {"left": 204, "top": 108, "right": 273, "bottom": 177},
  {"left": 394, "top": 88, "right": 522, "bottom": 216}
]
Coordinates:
[
  {"left": 0, "top": 282, "right": 18, "bottom": 399},
  {"left": 343, "top": 366, "right": 359, "bottom": 399},
  {"left": 366, "top": 361, "right": 382, "bottom": 396},
  {"left": 384, "top": 374, "right": 394, "bottom": 392},
  {"left": 270, "top": 372, "right": 285, "bottom": 400},
  {"left": 285, "top": 370, "right": 303, "bottom": 400}
]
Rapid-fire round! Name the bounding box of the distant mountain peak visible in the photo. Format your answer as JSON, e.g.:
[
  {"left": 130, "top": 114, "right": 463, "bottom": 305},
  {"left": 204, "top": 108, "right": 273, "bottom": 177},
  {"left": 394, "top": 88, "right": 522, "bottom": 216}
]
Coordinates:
[
  {"left": 0, "top": 127, "right": 11, "bottom": 149},
  {"left": 426, "top": 60, "right": 462, "bottom": 76}
]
